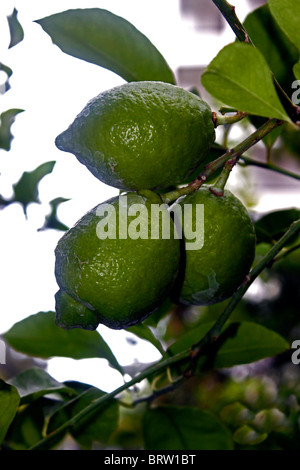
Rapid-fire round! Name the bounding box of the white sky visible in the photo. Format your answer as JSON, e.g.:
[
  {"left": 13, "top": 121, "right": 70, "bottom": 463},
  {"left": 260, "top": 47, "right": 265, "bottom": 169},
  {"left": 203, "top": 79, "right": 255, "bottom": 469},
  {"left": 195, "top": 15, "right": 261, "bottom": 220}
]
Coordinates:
[{"left": 0, "top": 0, "right": 299, "bottom": 391}]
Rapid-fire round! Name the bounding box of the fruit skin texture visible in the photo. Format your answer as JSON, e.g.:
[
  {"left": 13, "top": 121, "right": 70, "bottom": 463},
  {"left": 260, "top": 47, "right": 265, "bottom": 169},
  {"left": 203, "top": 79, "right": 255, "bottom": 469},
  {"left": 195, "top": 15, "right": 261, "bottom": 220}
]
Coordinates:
[
  {"left": 55, "top": 190, "right": 180, "bottom": 329},
  {"left": 55, "top": 81, "right": 215, "bottom": 191},
  {"left": 173, "top": 187, "right": 256, "bottom": 306}
]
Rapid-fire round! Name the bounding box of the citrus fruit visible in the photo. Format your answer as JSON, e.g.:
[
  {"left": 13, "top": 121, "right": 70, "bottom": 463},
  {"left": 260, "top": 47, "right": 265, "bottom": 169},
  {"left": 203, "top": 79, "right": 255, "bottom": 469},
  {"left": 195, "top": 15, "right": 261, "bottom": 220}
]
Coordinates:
[
  {"left": 172, "top": 186, "right": 256, "bottom": 305},
  {"left": 55, "top": 190, "right": 180, "bottom": 329},
  {"left": 55, "top": 81, "right": 215, "bottom": 191}
]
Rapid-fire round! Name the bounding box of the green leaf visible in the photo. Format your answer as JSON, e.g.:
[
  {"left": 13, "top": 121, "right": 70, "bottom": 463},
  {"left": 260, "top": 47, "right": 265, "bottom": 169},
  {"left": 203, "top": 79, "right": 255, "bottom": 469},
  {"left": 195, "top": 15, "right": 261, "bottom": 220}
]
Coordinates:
[
  {"left": 294, "top": 61, "right": 300, "bottom": 82},
  {"left": 233, "top": 425, "right": 268, "bottom": 446},
  {"left": 36, "top": 9, "right": 175, "bottom": 84},
  {"left": 268, "top": 0, "right": 300, "bottom": 51},
  {"left": 47, "top": 385, "right": 119, "bottom": 449},
  {"left": 243, "top": 4, "right": 299, "bottom": 91},
  {"left": 201, "top": 42, "right": 290, "bottom": 122},
  {"left": 0, "top": 63, "right": 13, "bottom": 94},
  {"left": 3, "top": 312, "right": 123, "bottom": 373},
  {"left": 169, "top": 321, "right": 289, "bottom": 369},
  {"left": 12, "top": 161, "right": 56, "bottom": 215},
  {"left": 0, "top": 109, "right": 24, "bottom": 151},
  {"left": 38, "top": 197, "right": 70, "bottom": 232},
  {"left": 7, "top": 8, "right": 24, "bottom": 49},
  {"left": 127, "top": 324, "right": 166, "bottom": 357},
  {"left": 4, "top": 400, "right": 45, "bottom": 449},
  {"left": 0, "top": 379, "right": 20, "bottom": 445},
  {"left": 7, "top": 368, "right": 73, "bottom": 403},
  {"left": 143, "top": 406, "right": 233, "bottom": 450},
  {"left": 255, "top": 208, "right": 300, "bottom": 244}
]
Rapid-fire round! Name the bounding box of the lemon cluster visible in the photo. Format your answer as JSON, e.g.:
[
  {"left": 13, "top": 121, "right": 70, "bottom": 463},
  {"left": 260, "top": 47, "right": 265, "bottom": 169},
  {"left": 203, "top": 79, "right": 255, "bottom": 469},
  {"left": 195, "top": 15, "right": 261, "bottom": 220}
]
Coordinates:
[{"left": 54, "top": 81, "right": 255, "bottom": 330}]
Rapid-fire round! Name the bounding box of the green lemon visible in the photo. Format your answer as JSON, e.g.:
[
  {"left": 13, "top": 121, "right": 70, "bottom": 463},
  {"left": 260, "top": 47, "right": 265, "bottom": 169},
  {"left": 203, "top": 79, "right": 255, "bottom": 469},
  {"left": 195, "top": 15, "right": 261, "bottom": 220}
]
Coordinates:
[
  {"left": 172, "top": 186, "right": 256, "bottom": 305},
  {"left": 55, "top": 190, "right": 180, "bottom": 329},
  {"left": 55, "top": 81, "right": 215, "bottom": 191}
]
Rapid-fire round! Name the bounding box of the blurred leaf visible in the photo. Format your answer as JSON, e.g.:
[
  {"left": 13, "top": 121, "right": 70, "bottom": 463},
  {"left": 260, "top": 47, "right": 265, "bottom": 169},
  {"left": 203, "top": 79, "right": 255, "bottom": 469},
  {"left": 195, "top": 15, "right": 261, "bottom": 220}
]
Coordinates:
[
  {"left": 294, "top": 61, "right": 300, "bottom": 81},
  {"left": 243, "top": 4, "right": 299, "bottom": 91},
  {"left": 0, "top": 62, "right": 13, "bottom": 94},
  {"left": 0, "top": 379, "right": 20, "bottom": 445},
  {"left": 281, "top": 124, "right": 300, "bottom": 157},
  {"left": 47, "top": 386, "right": 119, "bottom": 449},
  {"left": 233, "top": 424, "right": 268, "bottom": 446},
  {"left": 3, "top": 311, "right": 123, "bottom": 374},
  {"left": 7, "top": 368, "right": 73, "bottom": 404},
  {"left": 38, "top": 197, "right": 70, "bottom": 232},
  {"left": 201, "top": 42, "right": 290, "bottom": 122},
  {"left": 36, "top": 9, "right": 175, "bottom": 84},
  {"left": 12, "top": 161, "right": 56, "bottom": 215},
  {"left": 7, "top": 8, "right": 24, "bottom": 48},
  {"left": 4, "top": 400, "right": 44, "bottom": 449},
  {"left": 255, "top": 208, "right": 300, "bottom": 244},
  {"left": 143, "top": 406, "right": 233, "bottom": 450},
  {"left": 127, "top": 324, "right": 166, "bottom": 357},
  {"left": 169, "top": 321, "right": 289, "bottom": 369},
  {"left": 268, "top": 0, "right": 300, "bottom": 51},
  {"left": 0, "top": 108, "right": 24, "bottom": 151}
]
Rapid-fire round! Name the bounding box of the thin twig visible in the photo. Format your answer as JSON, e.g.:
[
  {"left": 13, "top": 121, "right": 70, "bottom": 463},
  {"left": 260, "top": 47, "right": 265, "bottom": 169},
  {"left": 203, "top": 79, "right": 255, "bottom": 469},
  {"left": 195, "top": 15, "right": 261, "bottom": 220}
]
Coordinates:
[{"left": 239, "top": 156, "right": 300, "bottom": 181}]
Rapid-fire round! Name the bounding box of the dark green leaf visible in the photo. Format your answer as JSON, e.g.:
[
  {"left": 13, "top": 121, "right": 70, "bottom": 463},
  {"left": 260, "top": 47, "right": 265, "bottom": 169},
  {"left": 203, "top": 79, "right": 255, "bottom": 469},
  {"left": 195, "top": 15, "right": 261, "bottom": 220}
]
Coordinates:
[
  {"left": 36, "top": 9, "right": 175, "bottom": 84},
  {"left": 255, "top": 208, "right": 300, "bottom": 244},
  {"left": 268, "top": 0, "right": 300, "bottom": 51},
  {"left": 294, "top": 61, "right": 300, "bottom": 81},
  {"left": 0, "top": 379, "right": 20, "bottom": 445},
  {"left": 127, "top": 324, "right": 166, "bottom": 357},
  {"left": 7, "top": 8, "right": 24, "bottom": 48},
  {"left": 0, "top": 108, "right": 24, "bottom": 151},
  {"left": 3, "top": 311, "right": 123, "bottom": 373},
  {"left": 70, "top": 388, "right": 119, "bottom": 449},
  {"left": 243, "top": 4, "right": 299, "bottom": 91},
  {"left": 0, "top": 62, "right": 13, "bottom": 94},
  {"left": 12, "top": 161, "right": 56, "bottom": 215},
  {"left": 47, "top": 386, "right": 119, "bottom": 449},
  {"left": 201, "top": 42, "right": 290, "bottom": 122},
  {"left": 143, "top": 406, "right": 233, "bottom": 450},
  {"left": 38, "top": 197, "right": 70, "bottom": 232},
  {"left": 4, "top": 400, "right": 44, "bottom": 449},
  {"left": 169, "top": 321, "right": 289, "bottom": 369},
  {"left": 7, "top": 368, "right": 73, "bottom": 403}
]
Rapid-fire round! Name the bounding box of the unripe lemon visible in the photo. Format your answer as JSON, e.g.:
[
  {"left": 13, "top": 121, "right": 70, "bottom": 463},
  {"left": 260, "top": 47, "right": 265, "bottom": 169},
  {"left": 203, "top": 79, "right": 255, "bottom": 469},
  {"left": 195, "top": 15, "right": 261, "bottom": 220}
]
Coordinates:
[
  {"left": 172, "top": 187, "right": 256, "bottom": 305},
  {"left": 55, "top": 190, "right": 180, "bottom": 329},
  {"left": 55, "top": 81, "right": 215, "bottom": 191}
]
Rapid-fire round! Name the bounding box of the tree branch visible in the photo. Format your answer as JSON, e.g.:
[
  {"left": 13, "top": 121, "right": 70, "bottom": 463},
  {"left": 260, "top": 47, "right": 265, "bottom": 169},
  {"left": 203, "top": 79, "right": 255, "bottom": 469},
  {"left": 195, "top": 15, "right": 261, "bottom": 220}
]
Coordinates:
[
  {"left": 239, "top": 156, "right": 300, "bottom": 181},
  {"left": 211, "top": 0, "right": 252, "bottom": 43}
]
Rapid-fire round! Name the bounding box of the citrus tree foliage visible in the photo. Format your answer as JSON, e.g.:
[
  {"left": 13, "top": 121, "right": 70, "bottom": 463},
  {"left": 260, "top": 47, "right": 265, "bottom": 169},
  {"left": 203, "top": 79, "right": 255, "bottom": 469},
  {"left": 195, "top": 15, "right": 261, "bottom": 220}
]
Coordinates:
[{"left": 1, "top": 0, "right": 300, "bottom": 451}]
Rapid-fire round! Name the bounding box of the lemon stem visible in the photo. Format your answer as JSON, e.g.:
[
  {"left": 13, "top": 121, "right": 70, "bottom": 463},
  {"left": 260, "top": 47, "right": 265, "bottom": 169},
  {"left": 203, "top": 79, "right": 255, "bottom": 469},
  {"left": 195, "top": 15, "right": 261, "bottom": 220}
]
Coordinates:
[
  {"left": 209, "top": 156, "right": 238, "bottom": 196},
  {"left": 213, "top": 110, "right": 248, "bottom": 127}
]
